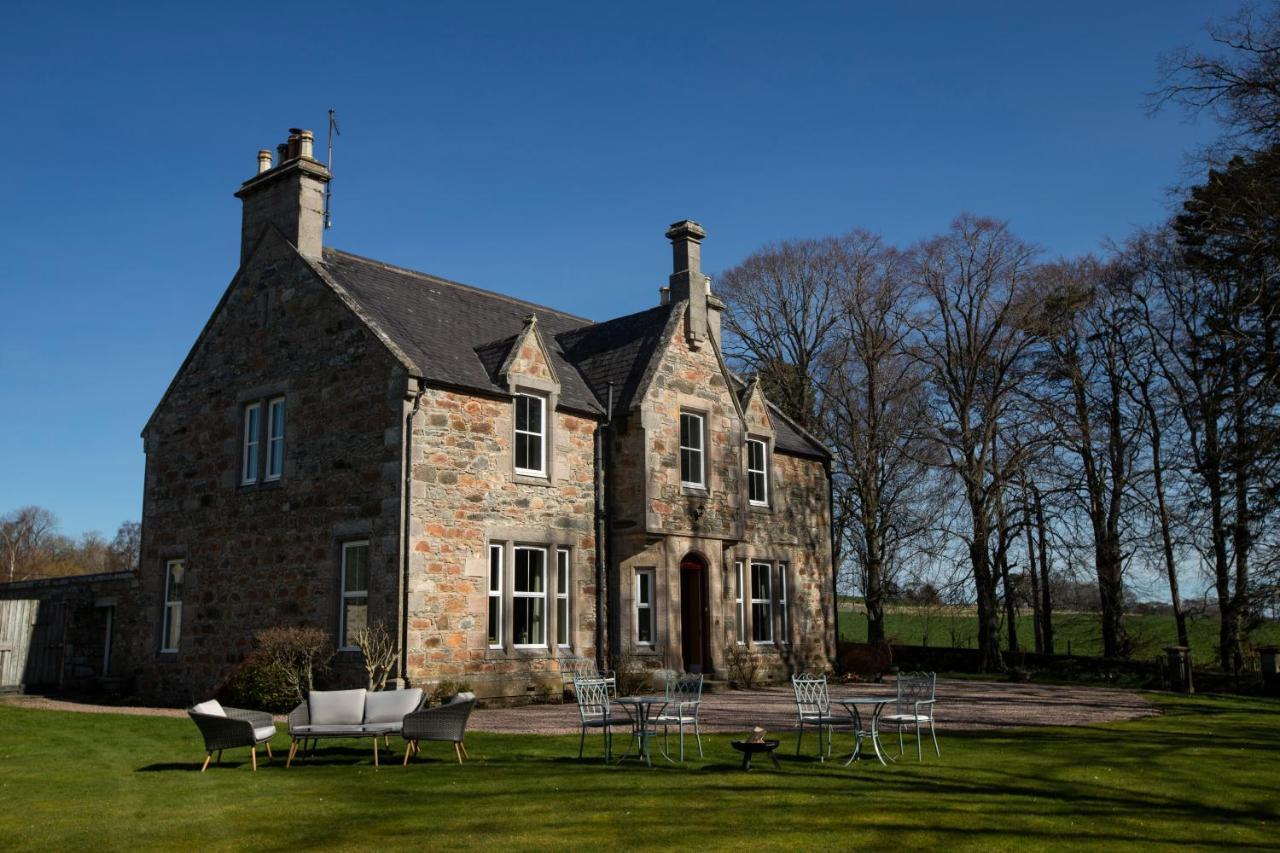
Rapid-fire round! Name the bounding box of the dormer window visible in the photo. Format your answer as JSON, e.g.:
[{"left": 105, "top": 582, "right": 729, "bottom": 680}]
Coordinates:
[
  {"left": 680, "top": 412, "right": 705, "bottom": 488},
  {"left": 747, "top": 438, "right": 768, "bottom": 506},
  {"left": 514, "top": 393, "right": 546, "bottom": 477}
]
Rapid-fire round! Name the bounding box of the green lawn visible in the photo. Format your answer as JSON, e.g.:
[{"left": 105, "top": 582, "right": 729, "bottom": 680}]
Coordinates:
[
  {"left": 0, "top": 694, "right": 1276, "bottom": 850},
  {"left": 839, "top": 606, "right": 1280, "bottom": 660}
]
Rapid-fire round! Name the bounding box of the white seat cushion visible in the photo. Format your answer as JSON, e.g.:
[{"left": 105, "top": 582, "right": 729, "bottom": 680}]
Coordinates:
[
  {"left": 254, "top": 725, "right": 276, "bottom": 741},
  {"left": 881, "top": 713, "right": 931, "bottom": 724},
  {"left": 309, "top": 689, "right": 367, "bottom": 726},
  {"left": 191, "top": 699, "right": 226, "bottom": 717},
  {"left": 363, "top": 688, "right": 423, "bottom": 724}
]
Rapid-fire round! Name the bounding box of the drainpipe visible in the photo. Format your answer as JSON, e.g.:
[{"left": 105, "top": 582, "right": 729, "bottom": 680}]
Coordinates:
[
  {"left": 400, "top": 380, "right": 425, "bottom": 685},
  {"left": 593, "top": 383, "right": 615, "bottom": 673},
  {"left": 825, "top": 457, "right": 840, "bottom": 675}
]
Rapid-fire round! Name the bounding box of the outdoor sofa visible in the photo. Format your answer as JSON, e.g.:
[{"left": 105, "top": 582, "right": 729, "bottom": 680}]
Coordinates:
[{"left": 286, "top": 687, "right": 425, "bottom": 768}]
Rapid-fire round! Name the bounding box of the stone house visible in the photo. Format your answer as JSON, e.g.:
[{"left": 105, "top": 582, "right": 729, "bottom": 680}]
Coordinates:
[{"left": 133, "top": 127, "right": 835, "bottom": 703}]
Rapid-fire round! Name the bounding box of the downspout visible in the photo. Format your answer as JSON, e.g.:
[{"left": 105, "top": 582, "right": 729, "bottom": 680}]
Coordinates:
[
  {"left": 593, "top": 383, "right": 615, "bottom": 673},
  {"left": 400, "top": 380, "right": 425, "bottom": 685},
  {"left": 826, "top": 457, "right": 840, "bottom": 675}
]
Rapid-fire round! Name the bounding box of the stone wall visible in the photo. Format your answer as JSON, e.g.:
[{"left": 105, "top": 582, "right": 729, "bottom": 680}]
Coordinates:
[
  {"left": 0, "top": 571, "right": 144, "bottom": 693},
  {"left": 138, "top": 231, "right": 406, "bottom": 704},
  {"left": 405, "top": 387, "right": 599, "bottom": 700},
  {"left": 608, "top": 300, "right": 833, "bottom": 680}
]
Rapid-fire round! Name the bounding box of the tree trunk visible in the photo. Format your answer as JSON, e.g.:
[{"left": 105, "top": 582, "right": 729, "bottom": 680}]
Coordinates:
[
  {"left": 1022, "top": 487, "right": 1044, "bottom": 653},
  {"left": 968, "top": 495, "right": 1003, "bottom": 672},
  {"left": 1142, "top": 385, "right": 1189, "bottom": 647},
  {"left": 862, "top": 501, "right": 886, "bottom": 645},
  {"left": 1033, "top": 484, "right": 1054, "bottom": 655}
]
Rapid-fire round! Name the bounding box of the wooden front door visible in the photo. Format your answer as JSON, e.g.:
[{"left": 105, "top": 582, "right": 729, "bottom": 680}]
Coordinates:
[{"left": 679, "top": 556, "right": 710, "bottom": 673}]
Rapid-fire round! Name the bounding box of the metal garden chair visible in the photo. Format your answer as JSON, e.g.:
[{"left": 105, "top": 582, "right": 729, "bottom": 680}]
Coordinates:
[
  {"left": 880, "top": 671, "right": 940, "bottom": 761},
  {"left": 561, "top": 656, "right": 617, "bottom": 698},
  {"left": 791, "top": 674, "right": 847, "bottom": 759},
  {"left": 573, "top": 676, "right": 622, "bottom": 761},
  {"left": 653, "top": 672, "right": 703, "bottom": 761}
]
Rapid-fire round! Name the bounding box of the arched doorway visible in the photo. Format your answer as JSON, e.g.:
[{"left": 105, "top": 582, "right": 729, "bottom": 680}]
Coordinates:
[{"left": 679, "top": 553, "right": 710, "bottom": 673}]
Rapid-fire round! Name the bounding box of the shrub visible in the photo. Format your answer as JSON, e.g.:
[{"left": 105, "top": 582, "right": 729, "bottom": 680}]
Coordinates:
[
  {"left": 222, "top": 659, "right": 297, "bottom": 713},
  {"left": 429, "top": 679, "right": 473, "bottom": 705},
  {"left": 250, "top": 625, "right": 334, "bottom": 703},
  {"left": 725, "top": 644, "right": 761, "bottom": 689},
  {"left": 612, "top": 651, "right": 656, "bottom": 697},
  {"left": 351, "top": 622, "right": 397, "bottom": 691}
]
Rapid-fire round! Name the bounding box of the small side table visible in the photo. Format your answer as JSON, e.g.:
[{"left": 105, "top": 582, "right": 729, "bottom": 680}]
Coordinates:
[{"left": 731, "top": 739, "right": 781, "bottom": 770}]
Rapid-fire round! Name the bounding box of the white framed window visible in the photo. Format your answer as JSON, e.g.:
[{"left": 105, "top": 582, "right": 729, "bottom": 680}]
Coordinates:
[
  {"left": 747, "top": 439, "right": 768, "bottom": 506},
  {"left": 488, "top": 544, "right": 503, "bottom": 648},
  {"left": 514, "top": 393, "right": 547, "bottom": 477},
  {"left": 680, "top": 412, "right": 705, "bottom": 488},
  {"left": 778, "top": 563, "right": 790, "bottom": 644},
  {"left": 734, "top": 561, "right": 746, "bottom": 644},
  {"left": 635, "top": 569, "right": 655, "bottom": 645},
  {"left": 751, "top": 562, "right": 773, "bottom": 644},
  {"left": 241, "top": 403, "right": 261, "bottom": 485},
  {"left": 556, "top": 548, "right": 571, "bottom": 647},
  {"left": 265, "top": 396, "right": 286, "bottom": 481},
  {"left": 513, "top": 546, "right": 547, "bottom": 647},
  {"left": 160, "top": 559, "right": 184, "bottom": 652},
  {"left": 339, "top": 541, "right": 369, "bottom": 650}
]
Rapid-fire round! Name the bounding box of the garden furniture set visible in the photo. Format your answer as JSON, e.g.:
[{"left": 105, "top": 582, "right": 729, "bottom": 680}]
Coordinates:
[{"left": 187, "top": 686, "right": 475, "bottom": 771}]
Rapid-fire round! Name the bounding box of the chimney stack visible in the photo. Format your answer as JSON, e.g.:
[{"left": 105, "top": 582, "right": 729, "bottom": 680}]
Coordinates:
[
  {"left": 235, "top": 126, "right": 331, "bottom": 265},
  {"left": 666, "top": 219, "right": 711, "bottom": 348}
]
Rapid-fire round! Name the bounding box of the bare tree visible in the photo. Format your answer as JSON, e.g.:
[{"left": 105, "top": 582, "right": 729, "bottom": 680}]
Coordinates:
[
  {"left": 823, "top": 236, "right": 937, "bottom": 644},
  {"left": 1153, "top": 4, "right": 1280, "bottom": 150},
  {"left": 0, "top": 506, "right": 58, "bottom": 583},
  {"left": 913, "top": 215, "right": 1041, "bottom": 671},
  {"left": 108, "top": 521, "right": 141, "bottom": 573}
]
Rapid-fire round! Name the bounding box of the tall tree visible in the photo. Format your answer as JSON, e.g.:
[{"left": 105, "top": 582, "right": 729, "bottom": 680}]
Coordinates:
[
  {"left": 913, "top": 215, "right": 1040, "bottom": 671},
  {"left": 0, "top": 506, "right": 57, "bottom": 583}
]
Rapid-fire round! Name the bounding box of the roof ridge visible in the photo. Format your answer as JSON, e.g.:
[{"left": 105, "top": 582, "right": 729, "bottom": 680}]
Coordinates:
[{"left": 323, "top": 247, "right": 597, "bottom": 326}]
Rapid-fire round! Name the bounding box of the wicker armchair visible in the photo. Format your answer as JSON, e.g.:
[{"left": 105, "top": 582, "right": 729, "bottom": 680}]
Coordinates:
[
  {"left": 401, "top": 693, "right": 477, "bottom": 765},
  {"left": 187, "top": 700, "right": 277, "bottom": 772}
]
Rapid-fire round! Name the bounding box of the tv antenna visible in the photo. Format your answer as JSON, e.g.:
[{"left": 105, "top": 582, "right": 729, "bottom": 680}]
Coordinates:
[{"left": 324, "top": 109, "right": 340, "bottom": 229}]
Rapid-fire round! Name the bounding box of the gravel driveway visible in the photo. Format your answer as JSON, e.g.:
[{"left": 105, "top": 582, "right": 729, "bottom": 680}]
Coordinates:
[{"left": 2, "top": 678, "right": 1157, "bottom": 735}]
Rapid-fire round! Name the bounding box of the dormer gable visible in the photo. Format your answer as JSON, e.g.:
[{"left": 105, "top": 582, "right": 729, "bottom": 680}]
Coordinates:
[
  {"left": 498, "top": 314, "right": 561, "bottom": 396},
  {"left": 741, "top": 379, "right": 776, "bottom": 439}
]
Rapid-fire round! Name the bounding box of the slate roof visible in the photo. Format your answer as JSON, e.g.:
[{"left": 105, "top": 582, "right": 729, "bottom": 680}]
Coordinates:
[
  {"left": 320, "top": 249, "right": 602, "bottom": 414},
  {"left": 318, "top": 247, "right": 828, "bottom": 458}
]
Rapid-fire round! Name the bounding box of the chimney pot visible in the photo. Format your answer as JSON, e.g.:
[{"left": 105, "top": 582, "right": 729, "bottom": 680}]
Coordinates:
[
  {"left": 659, "top": 286, "right": 671, "bottom": 306},
  {"left": 298, "top": 129, "right": 314, "bottom": 159},
  {"left": 276, "top": 142, "right": 288, "bottom": 162},
  {"left": 257, "top": 149, "right": 273, "bottom": 174}
]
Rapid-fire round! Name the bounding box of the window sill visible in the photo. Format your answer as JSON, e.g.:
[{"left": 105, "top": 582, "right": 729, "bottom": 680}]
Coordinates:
[
  {"left": 681, "top": 485, "right": 709, "bottom": 497},
  {"left": 749, "top": 502, "right": 772, "bottom": 514},
  {"left": 513, "top": 472, "right": 553, "bottom": 487},
  {"left": 237, "top": 479, "right": 284, "bottom": 494}
]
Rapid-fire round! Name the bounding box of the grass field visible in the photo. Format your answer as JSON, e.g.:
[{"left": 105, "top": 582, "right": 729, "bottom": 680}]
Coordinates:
[
  {"left": 0, "top": 694, "right": 1276, "bottom": 850},
  {"left": 838, "top": 606, "right": 1280, "bottom": 660}
]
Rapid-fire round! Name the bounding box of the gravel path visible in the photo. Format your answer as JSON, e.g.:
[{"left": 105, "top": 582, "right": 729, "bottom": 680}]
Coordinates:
[{"left": 1, "top": 678, "right": 1157, "bottom": 734}]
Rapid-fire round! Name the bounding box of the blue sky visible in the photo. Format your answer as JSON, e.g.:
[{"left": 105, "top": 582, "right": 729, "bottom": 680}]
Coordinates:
[{"left": 0, "top": 1, "right": 1230, "bottom": 540}]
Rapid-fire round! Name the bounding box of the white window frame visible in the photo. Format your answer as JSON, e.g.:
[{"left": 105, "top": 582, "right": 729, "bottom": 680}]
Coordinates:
[
  {"left": 778, "top": 562, "right": 790, "bottom": 645},
  {"left": 488, "top": 544, "right": 504, "bottom": 649},
  {"left": 241, "top": 402, "right": 261, "bottom": 485},
  {"left": 680, "top": 412, "right": 705, "bottom": 488},
  {"left": 265, "top": 396, "right": 286, "bottom": 481},
  {"left": 339, "top": 540, "right": 370, "bottom": 651},
  {"left": 750, "top": 561, "right": 773, "bottom": 645},
  {"left": 556, "top": 547, "right": 571, "bottom": 648},
  {"left": 635, "top": 569, "right": 655, "bottom": 646},
  {"left": 734, "top": 561, "right": 746, "bottom": 644},
  {"left": 160, "top": 559, "right": 184, "bottom": 653},
  {"left": 513, "top": 545, "right": 548, "bottom": 648},
  {"left": 747, "top": 438, "right": 768, "bottom": 507},
  {"left": 514, "top": 393, "right": 547, "bottom": 477}
]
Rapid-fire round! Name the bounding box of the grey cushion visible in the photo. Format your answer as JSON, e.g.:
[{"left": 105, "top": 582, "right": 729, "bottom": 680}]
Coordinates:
[
  {"left": 191, "top": 699, "right": 226, "bottom": 717},
  {"left": 309, "top": 689, "right": 367, "bottom": 726},
  {"left": 449, "top": 691, "right": 477, "bottom": 705},
  {"left": 253, "top": 724, "right": 277, "bottom": 741},
  {"left": 363, "top": 688, "right": 423, "bottom": 724}
]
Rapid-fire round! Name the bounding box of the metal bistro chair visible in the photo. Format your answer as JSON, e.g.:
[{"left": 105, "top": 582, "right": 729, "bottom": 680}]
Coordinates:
[
  {"left": 653, "top": 672, "right": 704, "bottom": 761},
  {"left": 792, "top": 674, "right": 847, "bottom": 760},
  {"left": 574, "top": 676, "right": 623, "bottom": 761},
  {"left": 562, "top": 655, "right": 617, "bottom": 699},
  {"left": 880, "top": 671, "right": 940, "bottom": 761}
]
